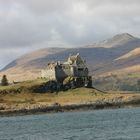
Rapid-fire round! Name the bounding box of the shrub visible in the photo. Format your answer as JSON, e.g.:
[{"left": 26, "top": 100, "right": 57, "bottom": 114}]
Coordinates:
[{"left": 1, "top": 75, "right": 9, "bottom": 86}]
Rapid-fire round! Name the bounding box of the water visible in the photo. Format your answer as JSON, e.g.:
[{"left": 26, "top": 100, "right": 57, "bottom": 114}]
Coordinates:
[{"left": 0, "top": 108, "right": 140, "bottom": 140}]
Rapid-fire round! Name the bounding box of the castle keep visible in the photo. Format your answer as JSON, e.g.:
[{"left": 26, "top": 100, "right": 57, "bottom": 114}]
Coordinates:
[{"left": 41, "top": 53, "right": 88, "bottom": 82}]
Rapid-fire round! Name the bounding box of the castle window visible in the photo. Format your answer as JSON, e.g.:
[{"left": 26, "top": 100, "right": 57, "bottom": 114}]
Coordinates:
[{"left": 78, "top": 68, "right": 83, "bottom": 71}]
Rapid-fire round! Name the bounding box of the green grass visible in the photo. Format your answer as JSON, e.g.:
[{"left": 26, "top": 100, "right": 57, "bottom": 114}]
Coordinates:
[
  {"left": 0, "top": 78, "right": 106, "bottom": 105},
  {"left": 0, "top": 78, "right": 140, "bottom": 107},
  {"left": 0, "top": 87, "right": 105, "bottom": 104},
  {"left": 1, "top": 87, "right": 140, "bottom": 107},
  {"left": 0, "top": 78, "right": 48, "bottom": 94}
]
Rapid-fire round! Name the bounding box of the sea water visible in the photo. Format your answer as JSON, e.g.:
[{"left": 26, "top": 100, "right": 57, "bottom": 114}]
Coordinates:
[{"left": 0, "top": 107, "right": 140, "bottom": 140}]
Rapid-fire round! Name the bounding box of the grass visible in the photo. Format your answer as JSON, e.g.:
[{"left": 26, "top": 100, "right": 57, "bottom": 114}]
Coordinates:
[
  {"left": 0, "top": 88, "right": 99, "bottom": 104},
  {"left": 0, "top": 86, "right": 139, "bottom": 107},
  {"left": 0, "top": 78, "right": 48, "bottom": 94},
  {"left": 0, "top": 78, "right": 140, "bottom": 108},
  {"left": 0, "top": 79, "right": 103, "bottom": 105}
]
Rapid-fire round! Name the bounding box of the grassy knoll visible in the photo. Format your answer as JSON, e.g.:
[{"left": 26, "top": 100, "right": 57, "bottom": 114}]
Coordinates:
[
  {"left": 0, "top": 88, "right": 102, "bottom": 105},
  {"left": 0, "top": 78, "right": 48, "bottom": 94},
  {"left": 0, "top": 86, "right": 140, "bottom": 106},
  {"left": 0, "top": 79, "right": 140, "bottom": 115}
]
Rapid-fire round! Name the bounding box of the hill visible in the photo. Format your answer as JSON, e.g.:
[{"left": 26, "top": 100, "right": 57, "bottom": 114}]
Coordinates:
[
  {"left": 1, "top": 80, "right": 140, "bottom": 115},
  {"left": 1, "top": 33, "right": 140, "bottom": 82}
]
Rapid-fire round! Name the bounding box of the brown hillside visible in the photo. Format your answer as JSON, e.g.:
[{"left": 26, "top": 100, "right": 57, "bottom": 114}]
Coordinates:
[{"left": 1, "top": 33, "right": 140, "bottom": 82}]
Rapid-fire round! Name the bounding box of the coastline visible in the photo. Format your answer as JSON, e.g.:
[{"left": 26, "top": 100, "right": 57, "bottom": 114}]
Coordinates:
[
  {"left": 0, "top": 96, "right": 140, "bottom": 116},
  {"left": 1, "top": 86, "right": 140, "bottom": 116}
]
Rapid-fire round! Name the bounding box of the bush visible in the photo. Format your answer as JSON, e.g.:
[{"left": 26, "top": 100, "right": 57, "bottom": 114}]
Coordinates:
[{"left": 1, "top": 75, "right": 9, "bottom": 86}]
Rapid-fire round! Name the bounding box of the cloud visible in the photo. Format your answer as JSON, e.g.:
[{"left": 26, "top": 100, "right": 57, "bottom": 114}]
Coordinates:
[{"left": 0, "top": 0, "right": 140, "bottom": 68}]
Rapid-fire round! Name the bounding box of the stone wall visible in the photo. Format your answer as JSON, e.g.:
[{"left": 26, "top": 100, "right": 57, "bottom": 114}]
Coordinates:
[{"left": 41, "top": 67, "right": 56, "bottom": 80}]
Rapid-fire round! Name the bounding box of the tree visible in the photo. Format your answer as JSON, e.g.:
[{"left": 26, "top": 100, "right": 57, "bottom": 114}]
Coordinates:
[{"left": 1, "top": 75, "right": 9, "bottom": 86}]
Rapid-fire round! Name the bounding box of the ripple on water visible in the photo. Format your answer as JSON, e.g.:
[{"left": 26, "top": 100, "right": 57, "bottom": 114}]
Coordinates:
[{"left": 0, "top": 108, "right": 140, "bottom": 140}]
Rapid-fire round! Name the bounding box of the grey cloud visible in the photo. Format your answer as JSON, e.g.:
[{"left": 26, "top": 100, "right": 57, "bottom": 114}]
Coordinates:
[
  {"left": 20, "top": 0, "right": 74, "bottom": 16},
  {"left": 0, "top": 0, "right": 140, "bottom": 47},
  {"left": 0, "top": 0, "right": 140, "bottom": 68}
]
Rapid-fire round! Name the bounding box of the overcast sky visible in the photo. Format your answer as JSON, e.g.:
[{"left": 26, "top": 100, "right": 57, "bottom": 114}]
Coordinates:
[{"left": 0, "top": 0, "right": 140, "bottom": 69}]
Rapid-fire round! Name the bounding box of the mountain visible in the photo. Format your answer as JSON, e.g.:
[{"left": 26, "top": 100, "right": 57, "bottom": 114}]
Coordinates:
[
  {"left": 115, "top": 48, "right": 140, "bottom": 60},
  {"left": 93, "top": 33, "right": 137, "bottom": 48},
  {"left": 97, "top": 47, "right": 140, "bottom": 75},
  {"left": 1, "top": 33, "right": 140, "bottom": 81}
]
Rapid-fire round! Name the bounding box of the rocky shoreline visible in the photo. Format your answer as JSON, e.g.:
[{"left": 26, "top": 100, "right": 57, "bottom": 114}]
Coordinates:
[{"left": 0, "top": 96, "right": 140, "bottom": 116}]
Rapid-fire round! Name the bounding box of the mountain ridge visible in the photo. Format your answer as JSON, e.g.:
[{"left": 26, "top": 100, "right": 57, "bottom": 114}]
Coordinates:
[{"left": 1, "top": 33, "right": 140, "bottom": 81}]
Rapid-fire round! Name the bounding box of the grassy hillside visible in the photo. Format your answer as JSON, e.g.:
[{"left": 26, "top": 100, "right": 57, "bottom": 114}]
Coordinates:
[
  {"left": 1, "top": 33, "right": 140, "bottom": 82},
  {"left": 93, "top": 73, "right": 140, "bottom": 91},
  {"left": 0, "top": 88, "right": 101, "bottom": 105},
  {"left": 1, "top": 79, "right": 140, "bottom": 115},
  {"left": 0, "top": 78, "right": 48, "bottom": 94},
  {"left": 0, "top": 85, "right": 139, "bottom": 106}
]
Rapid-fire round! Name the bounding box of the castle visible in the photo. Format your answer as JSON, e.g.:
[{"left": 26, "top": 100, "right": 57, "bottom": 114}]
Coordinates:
[{"left": 41, "top": 53, "right": 89, "bottom": 82}]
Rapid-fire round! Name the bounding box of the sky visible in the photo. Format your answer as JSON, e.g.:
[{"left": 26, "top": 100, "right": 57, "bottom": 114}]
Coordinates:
[{"left": 0, "top": 0, "right": 140, "bottom": 69}]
